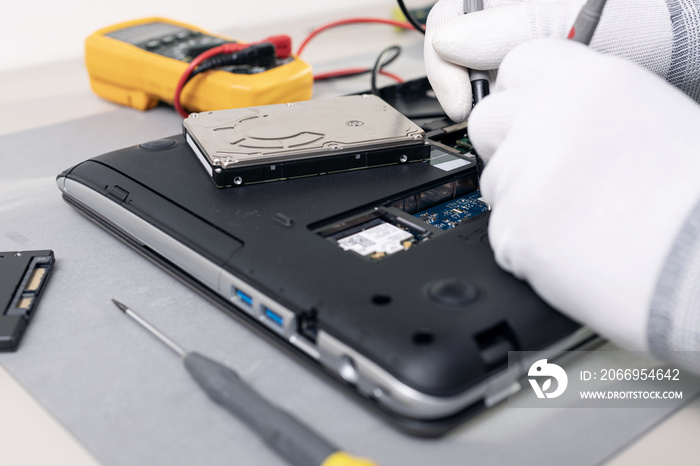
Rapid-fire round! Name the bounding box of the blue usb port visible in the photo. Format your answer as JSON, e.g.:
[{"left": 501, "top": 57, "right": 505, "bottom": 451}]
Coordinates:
[
  {"left": 263, "top": 308, "right": 284, "bottom": 327},
  {"left": 234, "top": 288, "right": 253, "bottom": 307}
]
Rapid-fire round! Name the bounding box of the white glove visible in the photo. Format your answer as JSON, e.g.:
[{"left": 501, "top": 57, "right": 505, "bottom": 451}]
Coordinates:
[
  {"left": 425, "top": 0, "right": 676, "bottom": 121},
  {"left": 469, "top": 39, "right": 700, "bottom": 354}
]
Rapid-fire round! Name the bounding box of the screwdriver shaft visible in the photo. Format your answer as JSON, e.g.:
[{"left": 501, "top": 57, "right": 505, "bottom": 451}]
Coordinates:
[{"left": 112, "top": 299, "right": 187, "bottom": 358}]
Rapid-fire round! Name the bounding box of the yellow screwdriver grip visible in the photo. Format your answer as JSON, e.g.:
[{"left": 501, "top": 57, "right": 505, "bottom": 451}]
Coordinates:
[{"left": 321, "top": 451, "right": 379, "bottom": 466}]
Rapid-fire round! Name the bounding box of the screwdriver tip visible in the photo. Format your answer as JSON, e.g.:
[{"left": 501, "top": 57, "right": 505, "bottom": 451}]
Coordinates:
[{"left": 111, "top": 299, "right": 128, "bottom": 312}]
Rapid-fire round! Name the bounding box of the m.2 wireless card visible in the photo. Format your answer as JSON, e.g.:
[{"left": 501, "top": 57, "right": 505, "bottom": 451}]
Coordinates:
[
  {"left": 0, "top": 250, "right": 54, "bottom": 351},
  {"left": 183, "top": 95, "right": 430, "bottom": 187}
]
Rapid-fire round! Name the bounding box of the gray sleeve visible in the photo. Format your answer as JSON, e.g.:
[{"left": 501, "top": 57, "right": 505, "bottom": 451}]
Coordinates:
[
  {"left": 665, "top": 0, "right": 700, "bottom": 101},
  {"left": 647, "top": 196, "right": 700, "bottom": 372}
]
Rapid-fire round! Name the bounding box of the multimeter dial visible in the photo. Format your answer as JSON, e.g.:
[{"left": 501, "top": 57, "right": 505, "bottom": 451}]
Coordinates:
[{"left": 106, "top": 21, "right": 228, "bottom": 62}]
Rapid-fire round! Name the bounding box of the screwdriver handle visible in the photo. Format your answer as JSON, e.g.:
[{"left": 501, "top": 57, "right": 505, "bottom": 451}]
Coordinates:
[
  {"left": 463, "top": 0, "right": 483, "bottom": 12},
  {"left": 469, "top": 70, "right": 491, "bottom": 106},
  {"left": 184, "top": 352, "right": 376, "bottom": 466},
  {"left": 464, "top": 0, "right": 490, "bottom": 107}
]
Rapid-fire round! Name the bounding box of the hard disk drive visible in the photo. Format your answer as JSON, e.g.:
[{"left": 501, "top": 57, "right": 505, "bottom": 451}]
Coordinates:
[{"left": 183, "top": 94, "right": 431, "bottom": 187}]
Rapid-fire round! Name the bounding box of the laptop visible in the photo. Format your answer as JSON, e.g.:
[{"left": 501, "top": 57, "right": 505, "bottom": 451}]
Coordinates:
[{"left": 56, "top": 82, "right": 596, "bottom": 435}]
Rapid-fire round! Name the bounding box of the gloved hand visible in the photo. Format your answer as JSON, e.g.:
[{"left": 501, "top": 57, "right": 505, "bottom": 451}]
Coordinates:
[
  {"left": 470, "top": 39, "right": 700, "bottom": 355},
  {"left": 424, "top": 0, "right": 675, "bottom": 121}
]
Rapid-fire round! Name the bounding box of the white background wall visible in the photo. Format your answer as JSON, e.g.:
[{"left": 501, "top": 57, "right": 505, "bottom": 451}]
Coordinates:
[{"left": 2, "top": 0, "right": 393, "bottom": 72}]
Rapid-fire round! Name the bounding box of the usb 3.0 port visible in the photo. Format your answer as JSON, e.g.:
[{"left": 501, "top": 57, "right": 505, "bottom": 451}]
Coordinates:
[
  {"left": 234, "top": 288, "right": 253, "bottom": 307},
  {"left": 263, "top": 307, "right": 284, "bottom": 327}
]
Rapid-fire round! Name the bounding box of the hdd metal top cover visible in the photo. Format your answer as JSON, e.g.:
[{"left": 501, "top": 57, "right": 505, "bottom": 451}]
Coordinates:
[{"left": 182, "top": 95, "right": 426, "bottom": 169}]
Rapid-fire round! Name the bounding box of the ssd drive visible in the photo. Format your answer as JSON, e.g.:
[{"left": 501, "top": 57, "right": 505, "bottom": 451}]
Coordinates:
[
  {"left": 183, "top": 95, "right": 430, "bottom": 187},
  {"left": 0, "top": 250, "right": 54, "bottom": 351}
]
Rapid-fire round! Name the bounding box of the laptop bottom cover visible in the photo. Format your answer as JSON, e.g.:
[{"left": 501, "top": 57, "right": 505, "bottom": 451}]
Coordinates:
[{"left": 57, "top": 131, "right": 594, "bottom": 435}]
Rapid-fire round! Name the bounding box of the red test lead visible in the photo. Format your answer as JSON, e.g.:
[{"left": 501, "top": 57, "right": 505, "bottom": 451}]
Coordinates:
[{"left": 568, "top": 0, "right": 608, "bottom": 45}]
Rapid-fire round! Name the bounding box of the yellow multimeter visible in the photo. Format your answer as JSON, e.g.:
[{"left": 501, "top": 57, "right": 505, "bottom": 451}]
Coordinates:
[{"left": 85, "top": 17, "right": 313, "bottom": 113}]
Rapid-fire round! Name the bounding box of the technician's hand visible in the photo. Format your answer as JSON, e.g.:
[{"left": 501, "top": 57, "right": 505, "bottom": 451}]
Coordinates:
[
  {"left": 470, "top": 39, "right": 700, "bottom": 365},
  {"left": 424, "top": 0, "right": 676, "bottom": 121}
]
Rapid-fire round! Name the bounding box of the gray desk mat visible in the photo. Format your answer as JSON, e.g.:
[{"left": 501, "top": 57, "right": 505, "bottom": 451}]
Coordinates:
[{"left": 0, "top": 107, "right": 696, "bottom": 466}]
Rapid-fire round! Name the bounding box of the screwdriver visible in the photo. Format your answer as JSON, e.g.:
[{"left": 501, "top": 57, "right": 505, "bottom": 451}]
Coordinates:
[
  {"left": 111, "top": 299, "right": 376, "bottom": 466},
  {"left": 463, "top": 0, "right": 490, "bottom": 107}
]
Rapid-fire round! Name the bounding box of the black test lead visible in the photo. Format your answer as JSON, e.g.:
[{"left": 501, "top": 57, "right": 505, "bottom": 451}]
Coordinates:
[
  {"left": 111, "top": 299, "right": 376, "bottom": 466},
  {"left": 464, "top": 0, "right": 490, "bottom": 107}
]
